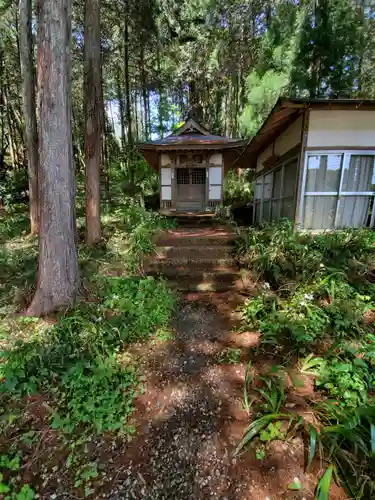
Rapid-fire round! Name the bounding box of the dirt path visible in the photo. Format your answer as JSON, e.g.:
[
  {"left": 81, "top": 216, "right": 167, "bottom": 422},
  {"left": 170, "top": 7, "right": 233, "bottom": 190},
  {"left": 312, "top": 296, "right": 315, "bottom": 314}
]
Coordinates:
[{"left": 107, "top": 293, "right": 340, "bottom": 500}]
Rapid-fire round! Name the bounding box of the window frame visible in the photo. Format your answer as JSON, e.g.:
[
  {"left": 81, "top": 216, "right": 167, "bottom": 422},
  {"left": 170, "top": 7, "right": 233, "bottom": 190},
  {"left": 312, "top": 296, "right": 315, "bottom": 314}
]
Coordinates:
[
  {"left": 253, "top": 156, "right": 299, "bottom": 225},
  {"left": 299, "top": 150, "right": 375, "bottom": 230}
]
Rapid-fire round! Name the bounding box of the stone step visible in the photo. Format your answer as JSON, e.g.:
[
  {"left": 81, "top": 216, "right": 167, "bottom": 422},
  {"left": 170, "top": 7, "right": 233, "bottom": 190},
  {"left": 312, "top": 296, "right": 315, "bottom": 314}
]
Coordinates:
[
  {"left": 148, "top": 266, "right": 240, "bottom": 280},
  {"left": 158, "top": 233, "right": 236, "bottom": 247},
  {"left": 149, "top": 257, "right": 237, "bottom": 270},
  {"left": 147, "top": 262, "right": 240, "bottom": 277},
  {"left": 167, "top": 276, "right": 245, "bottom": 292},
  {"left": 154, "top": 246, "right": 234, "bottom": 260}
]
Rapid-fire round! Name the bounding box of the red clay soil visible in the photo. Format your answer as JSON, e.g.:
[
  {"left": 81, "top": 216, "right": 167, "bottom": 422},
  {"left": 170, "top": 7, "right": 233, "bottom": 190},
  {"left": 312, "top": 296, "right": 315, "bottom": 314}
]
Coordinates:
[{"left": 104, "top": 292, "right": 348, "bottom": 500}]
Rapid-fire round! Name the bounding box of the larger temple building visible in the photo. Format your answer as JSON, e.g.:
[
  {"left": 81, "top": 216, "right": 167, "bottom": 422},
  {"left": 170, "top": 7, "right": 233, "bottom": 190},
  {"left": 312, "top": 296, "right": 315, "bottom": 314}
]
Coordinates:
[{"left": 139, "top": 118, "right": 246, "bottom": 213}]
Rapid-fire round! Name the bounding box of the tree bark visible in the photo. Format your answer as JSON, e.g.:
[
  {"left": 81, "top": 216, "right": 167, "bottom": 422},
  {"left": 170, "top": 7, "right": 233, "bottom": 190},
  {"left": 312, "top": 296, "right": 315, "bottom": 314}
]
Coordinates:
[
  {"left": 140, "top": 46, "right": 149, "bottom": 140},
  {"left": 84, "top": 0, "right": 102, "bottom": 245},
  {"left": 124, "top": 9, "right": 132, "bottom": 148},
  {"left": 19, "top": 0, "right": 39, "bottom": 235},
  {"left": 27, "top": 0, "right": 79, "bottom": 316},
  {"left": 116, "top": 64, "right": 126, "bottom": 152}
]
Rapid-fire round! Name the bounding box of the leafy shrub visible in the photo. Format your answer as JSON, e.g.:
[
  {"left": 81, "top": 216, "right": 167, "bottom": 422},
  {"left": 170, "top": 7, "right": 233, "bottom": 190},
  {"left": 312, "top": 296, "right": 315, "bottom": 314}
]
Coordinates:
[
  {"left": 239, "top": 222, "right": 375, "bottom": 350},
  {"left": 236, "top": 219, "right": 375, "bottom": 289},
  {"left": 114, "top": 201, "right": 175, "bottom": 272},
  {"left": 0, "top": 276, "right": 175, "bottom": 433},
  {"left": 316, "top": 358, "right": 370, "bottom": 408},
  {"left": 236, "top": 366, "right": 375, "bottom": 499},
  {"left": 235, "top": 219, "right": 321, "bottom": 286},
  {"left": 0, "top": 452, "right": 35, "bottom": 499},
  {"left": 259, "top": 421, "right": 286, "bottom": 442},
  {"left": 51, "top": 355, "right": 138, "bottom": 433},
  {"left": 223, "top": 169, "right": 253, "bottom": 206},
  {"left": 103, "top": 276, "right": 176, "bottom": 341},
  {"left": 236, "top": 222, "right": 375, "bottom": 497},
  {"left": 312, "top": 403, "right": 375, "bottom": 499}
]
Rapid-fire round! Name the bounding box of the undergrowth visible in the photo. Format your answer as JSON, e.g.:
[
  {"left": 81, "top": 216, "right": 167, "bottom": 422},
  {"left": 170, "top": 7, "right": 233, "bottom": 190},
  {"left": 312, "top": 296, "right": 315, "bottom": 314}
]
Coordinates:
[
  {"left": 236, "top": 220, "right": 375, "bottom": 499},
  {"left": 0, "top": 203, "right": 176, "bottom": 497}
]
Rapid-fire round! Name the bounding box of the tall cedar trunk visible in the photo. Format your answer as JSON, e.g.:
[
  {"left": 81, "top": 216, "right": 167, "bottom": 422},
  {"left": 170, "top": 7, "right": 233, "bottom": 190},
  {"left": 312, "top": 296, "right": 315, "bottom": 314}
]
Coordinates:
[
  {"left": 124, "top": 9, "right": 132, "bottom": 147},
  {"left": 0, "top": 50, "right": 5, "bottom": 205},
  {"left": 3, "top": 89, "right": 17, "bottom": 170},
  {"left": 156, "top": 42, "right": 164, "bottom": 138},
  {"left": 134, "top": 91, "right": 139, "bottom": 141},
  {"left": 140, "top": 46, "right": 149, "bottom": 140},
  {"left": 27, "top": 0, "right": 79, "bottom": 316},
  {"left": 19, "top": 0, "right": 39, "bottom": 234},
  {"left": 116, "top": 65, "right": 126, "bottom": 152},
  {"left": 84, "top": 0, "right": 102, "bottom": 244}
]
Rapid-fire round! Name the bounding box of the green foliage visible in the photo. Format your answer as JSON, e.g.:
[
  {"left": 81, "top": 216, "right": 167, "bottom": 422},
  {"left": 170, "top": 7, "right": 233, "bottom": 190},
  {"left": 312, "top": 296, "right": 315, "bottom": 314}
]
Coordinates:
[
  {"left": 238, "top": 221, "right": 375, "bottom": 350},
  {"left": 217, "top": 347, "right": 241, "bottom": 364},
  {"left": 0, "top": 170, "right": 29, "bottom": 209},
  {"left": 287, "top": 478, "right": 302, "bottom": 491},
  {"left": 259, "top": 421, "right": 286, "bottom": 442},
  {"left": 74, "top": 462, "right": 99, "bottom": 497},
  {"left": 235, "top": 412, "right": 293, "bottom": 456},
  {"left": 240, "top": 70, "right": 289, "bottom": 136},
  {"left": 256, "top": 374, "right": 286, "bottom": 414},
  {"left": 237, "top": 364, "right": 375, "bottom": 497},
  {"left": 255, "top": 447, "right": 265, "bottom": 461},
  {"left": 51, "top": 356, "right": 138, "bottom": 434},
  {"left": 110, "top": 201, "right": 175, "bottom": 273},
  {"left": 223, "top": 169, "right": 253, "bottom": 206},
  {"left": 0, "top": 455, "right": 35, "bottom": 500},
  {"left": 316, "top": 358, "right": 371, "bottom": 408},
  {"left": 0, "top": 277, "right": 175, "bottom": 434},
  {"left": 309, "top": 404, "right": 375, "bottom": 499},
  {"left": 0, "top": 455, "right": 20, "bottom": 471},
  {"left": 103, "top": 276, "right": 176, "bottom": 342},
  {"left": 316, "top": 465, "right": 335, "bottom": 500},
  {"left": 237, "top": 221, "right": 375, "bottom": 497},
  {"left": 291, "top": 0, "right": 362, "bottom": 98}
]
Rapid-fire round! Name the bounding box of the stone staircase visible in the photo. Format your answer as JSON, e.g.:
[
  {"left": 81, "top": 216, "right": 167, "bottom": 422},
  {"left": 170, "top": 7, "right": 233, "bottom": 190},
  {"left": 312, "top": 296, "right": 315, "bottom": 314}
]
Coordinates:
[{"left": 147, "top": 218, "right": 243, "bottom": 292}]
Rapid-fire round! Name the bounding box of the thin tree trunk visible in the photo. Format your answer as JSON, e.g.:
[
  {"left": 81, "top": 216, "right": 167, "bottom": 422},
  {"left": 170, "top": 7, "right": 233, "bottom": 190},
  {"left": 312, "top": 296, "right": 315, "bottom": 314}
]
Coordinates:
[
  {"left": 140, "top": 46, "right": 149, "bottom": 140},
  {"left": 27, "top": 0, "right": 79, "bottom": 316},
  {"left": 84, "top": 0, "right": 102, "bottom": 245},
  {"left": 102, "top": 113, "right": 110, "bottom": 204},
  {"left": 124, "top": 9, "right": 132, "bottom": 147},
  {"left": 116, "top": 64, "right": 126, "bottom": 152},
  {"left": 156, "top": 42, "right": 164, "bottom": 138},
  {"left": 134, "top": 91, "right": 139, "bottom": 141},
  {"left": 0, "top": 50, "right": 5, "bottom": 203},
  {"left": 146, "top": 89, "right": 151, "bottom": 138},
  {"left": 19, "top": 0, "right": 39, "bottom": 234},
  {"left": 3, "top": 89, "right": 17, "bottom": 170}
]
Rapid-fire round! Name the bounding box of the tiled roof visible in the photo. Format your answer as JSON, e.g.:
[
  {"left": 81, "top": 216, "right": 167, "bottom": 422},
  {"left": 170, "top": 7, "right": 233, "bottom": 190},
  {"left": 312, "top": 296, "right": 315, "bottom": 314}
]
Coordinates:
[{"left": 142, "top": 133, "right": 242, "bottom": 146}]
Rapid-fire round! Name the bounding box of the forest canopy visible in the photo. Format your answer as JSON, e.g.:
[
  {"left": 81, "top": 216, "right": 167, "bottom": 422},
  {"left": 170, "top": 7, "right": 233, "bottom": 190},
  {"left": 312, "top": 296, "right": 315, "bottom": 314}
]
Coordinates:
[{"left": 1, "top": 0, "right": 374, "bottom": 160}]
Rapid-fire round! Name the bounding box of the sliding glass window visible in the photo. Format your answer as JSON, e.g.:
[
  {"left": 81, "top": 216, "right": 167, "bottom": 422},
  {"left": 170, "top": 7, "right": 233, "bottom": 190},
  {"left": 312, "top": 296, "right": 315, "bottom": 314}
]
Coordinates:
[
  {"left": 253, "top": 158, "right": 298, "bottom": 225},
  {"left": 301, "top": 152, "right": 375, "bottom": 230}
]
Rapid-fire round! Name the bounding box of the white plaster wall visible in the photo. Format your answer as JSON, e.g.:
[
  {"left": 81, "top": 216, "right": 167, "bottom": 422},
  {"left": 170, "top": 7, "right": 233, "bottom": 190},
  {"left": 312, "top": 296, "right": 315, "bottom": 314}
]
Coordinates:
[
  {"left": 256, "top": 116, "right": 302, "bottom": 172},
  {"left": 161, "top": 186, "right": 171, "bottom": 200},
  {"left": 161, "top": 168, "right": 171, "bottom": 185},
  {"left": 210, "top": 153, "right": 223, "bottom": 165},
  {"left": 307, "top": 110, "right": 375, "bottom": 148},
  {"left": 160, "top": 153, "right": 171, "bottom": 166},
  {"left": 275, "top": 115, "right": 302, "bottom": 156},
  {"left": 256, "top": 145, "right": 273, "bottom": 172}
]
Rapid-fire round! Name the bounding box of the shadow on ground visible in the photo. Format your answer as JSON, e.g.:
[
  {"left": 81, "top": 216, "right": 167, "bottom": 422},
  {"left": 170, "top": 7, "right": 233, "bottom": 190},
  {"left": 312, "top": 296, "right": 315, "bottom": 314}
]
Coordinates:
[{"left": 96, "top": 293, "right": 346, "bottom": 500}]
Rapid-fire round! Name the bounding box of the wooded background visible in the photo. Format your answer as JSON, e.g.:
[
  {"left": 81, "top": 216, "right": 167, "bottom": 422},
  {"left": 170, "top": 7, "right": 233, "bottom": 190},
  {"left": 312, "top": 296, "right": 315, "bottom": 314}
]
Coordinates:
[
  {"left": 1, "top": 0, "right": 375, "bottom": 313},
  {"left": 2, "top": 0, "right": 375, "bottom": 171}
]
